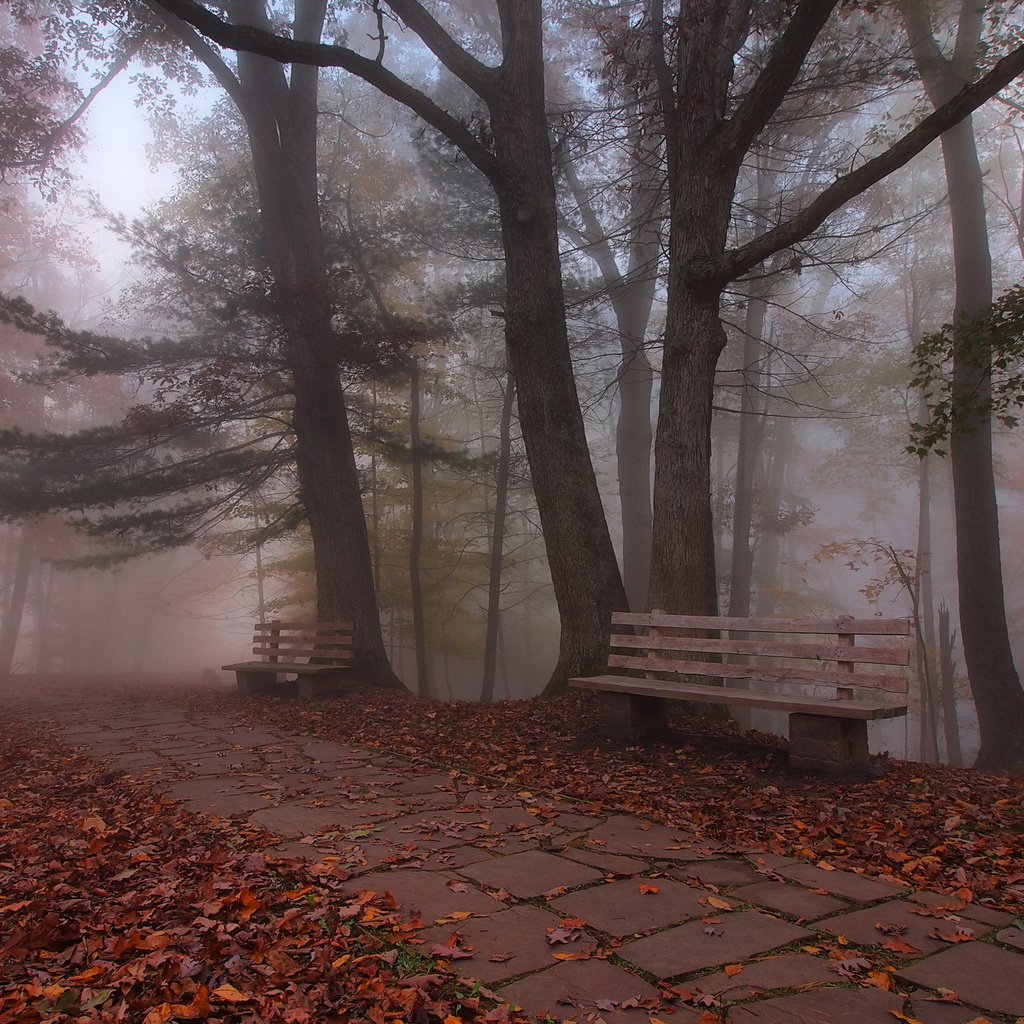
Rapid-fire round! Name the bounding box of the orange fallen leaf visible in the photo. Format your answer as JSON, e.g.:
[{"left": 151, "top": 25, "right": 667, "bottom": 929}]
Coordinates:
[
  {"left": 724, "top": 964, "right": 744, "bottom": 976},
  {"left": 552, "top": 950, "right": 592, "bottom": 961},
  {"left": 890, "top": 1011, "right": 923, "bottom": 1024},
  {"left": 639, "top": 883, "right": 660, "bottom": 895},
  {"left": 212, "top": 984, "right": 251, "bottom": 1003},
  {"left": 706, "top": 896, "right": 732, "bottom": 911}
]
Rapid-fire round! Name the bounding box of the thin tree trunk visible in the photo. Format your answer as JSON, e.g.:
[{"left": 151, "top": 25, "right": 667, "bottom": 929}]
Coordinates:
[
  {"left": 481, "top": 367, "right": 515, "bottom": 702},
  {"left": 753, "top": 417, "right": 793, "bottom": 616},
  {"left": 408, "top": 356, "right": 430, "bottom": 697},
  {"left": 938, "top": 601, "right": 964, "bottom": 767},
  {"left": 0, "top": 527, "right": 33, "bottom": 675},
  {"left": 34, "top": 561, "right": 54, "bottom": 674}
]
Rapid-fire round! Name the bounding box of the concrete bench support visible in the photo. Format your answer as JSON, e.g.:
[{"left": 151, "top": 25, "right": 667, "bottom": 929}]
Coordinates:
[
  {"left": 789, "top": 714, "right": 870, "bottom": 772},
  {"left": 597, "top": 691, "right": 668, "bottom": 742}
]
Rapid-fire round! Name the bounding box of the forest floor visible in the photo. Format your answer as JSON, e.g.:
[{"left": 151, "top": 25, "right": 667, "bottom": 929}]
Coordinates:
[{"left": 2, "top": 676, "right": 1023, "bottom": 1024}]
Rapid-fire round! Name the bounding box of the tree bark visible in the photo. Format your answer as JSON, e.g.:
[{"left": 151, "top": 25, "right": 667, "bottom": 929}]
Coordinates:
[
  {"left": 901, "top": 0, "right": 1024, "bottom": 767},
  {"left": 481, "top": 367, "right": 515, "bottom": 702},
  {"left": 490, "top": 5, "right": 628, "bottom": 693},
  {"left": 0, "top": 525, "right": 33, "bottom": 675},
  {"left": 408, "top": 357, "right": 430, "bottom": 696},
  {"left": 232, "top": 2, "right": 401, "bottom": 687}
]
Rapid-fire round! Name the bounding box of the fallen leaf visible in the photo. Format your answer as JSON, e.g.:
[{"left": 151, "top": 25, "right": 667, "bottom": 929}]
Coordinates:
[
  {"left": 706, "top": 896, "right": 732, "bottom": 911},
  {"left": 833, "top": 956, "right": 871, "bottom": 979},
  {"left": 882, "top": 937, "right": 922, "bottom": 955},
  {"left": 724, "top": 964, "right": 743, "bottom": 976},
  {"left": 890, "top": 1011, "right": 923, "bottom": 1024},
  {"left": 212, "top": 984, "right": 250, "bottom": 1003},
  {"left": 639, "top": 883, "right": 660, "bottom": 895},
  {"left": 552, "top": 949, "right": 592, "bottom": 961},
  {"left": 930, "top": 925, "right": 975, "bottom": 943}
]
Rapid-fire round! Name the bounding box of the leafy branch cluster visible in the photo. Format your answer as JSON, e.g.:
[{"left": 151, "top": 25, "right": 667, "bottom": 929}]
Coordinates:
[{"left": 909, "top": 282, "right": 1024, "bottom": 456}]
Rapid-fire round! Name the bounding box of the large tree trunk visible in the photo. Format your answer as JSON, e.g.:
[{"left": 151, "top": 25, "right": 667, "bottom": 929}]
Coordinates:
[
  {"left": 901, "top": 0, "right": 1024, "bottom": 766},
  {"left": 491, "top": 4, "right": 627, "bottom": 693},
  {"left": 233, "top": 1, "right": 400, "bottom": 688}
]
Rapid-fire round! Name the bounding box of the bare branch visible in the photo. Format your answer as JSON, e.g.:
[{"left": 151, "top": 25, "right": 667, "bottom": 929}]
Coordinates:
[
  {"left": 716, "top": 0, "right": 839, "bottom": 162},
  {"left": 700, "top": 41, "right": 1024, "bottom": 286},
  {"left": 384, "top": 0, "right": 500, "bottom": 98},
  {"left": 148, "top": 0, "right": 501, "bottom": 182}
]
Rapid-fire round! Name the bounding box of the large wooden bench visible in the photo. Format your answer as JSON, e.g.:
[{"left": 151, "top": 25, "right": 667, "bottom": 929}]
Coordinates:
[
  {"left": 223, "top": 620, "right": 354, "bottom": 700},
  {"left": 571, "top": 612, "right": 910, "bottom": 773}
]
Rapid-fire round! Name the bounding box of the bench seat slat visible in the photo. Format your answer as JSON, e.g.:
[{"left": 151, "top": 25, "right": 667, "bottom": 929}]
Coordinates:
[
  {"left": 252, "top": 644, "right": 352, "bottom": 657},
  {"left": 610, "top": 633, "right": 910, "bottom": 666},
  {"left": 612, "top": 612, "right": 910, "bottom": 635},
  {"left": 223, "top": 660, "right": 349, "bottom": 675},
  {"left": 607, "top": 653, "right": 908, "bottom": 693},
  {"left": 572, "top": 674, "right": 908, "bottom": 720},
  {"left": 253, "top": 621, "right": 353, "bottom": 631}
]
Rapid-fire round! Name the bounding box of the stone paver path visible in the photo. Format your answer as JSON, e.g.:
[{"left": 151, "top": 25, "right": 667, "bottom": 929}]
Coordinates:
[{"left": 18, "top": 694, "right": 1024, "bottom": 1024}]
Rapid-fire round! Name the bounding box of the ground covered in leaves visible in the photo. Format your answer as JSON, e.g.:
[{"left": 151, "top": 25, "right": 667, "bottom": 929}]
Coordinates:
[
  {"left": 172, "top": 685, "right": 1024, "bottom": 914},
  {"left": 0, "top": 711, "right": 527, "bottom": 1024}
]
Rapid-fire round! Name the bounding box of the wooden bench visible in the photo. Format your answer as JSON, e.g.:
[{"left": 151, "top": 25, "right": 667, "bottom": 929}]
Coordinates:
[
  {"left": 570, "top": 612, "right": 910, "bottom": 773},
  {"left": 223, "top": 620, "right": 354, "bottom": 700}
]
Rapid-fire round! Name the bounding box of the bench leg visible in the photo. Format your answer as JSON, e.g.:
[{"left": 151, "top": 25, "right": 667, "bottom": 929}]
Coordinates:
[
  {"left": 789, "top": 714, "right": 873, "bottom": 773},
  {"left": 297, "top": 672, "right": 347, "bottom": 701},
  {"left": 596, "top": 692, "right": 667, "bottom": 741},
  {"left": 236, "top": 670, "right": 277, "bottom": 696}
]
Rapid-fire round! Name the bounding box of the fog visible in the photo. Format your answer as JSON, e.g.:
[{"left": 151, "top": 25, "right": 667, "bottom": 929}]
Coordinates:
[{"left": 3, "top": 0, "right": 1024, "bottom": 768}]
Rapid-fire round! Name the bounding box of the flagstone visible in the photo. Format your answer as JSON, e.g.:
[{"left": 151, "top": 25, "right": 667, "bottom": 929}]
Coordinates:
[
  {"left": 728, "top": 986, "right": 902, "bottom": 1023},
  {"left": 906, "top": 1000, "right": 997, "bottom": 1024},
  {"left": 819, "top": 898, "right": 989, "bottom": 955},
  {"left": 419, "top": 903, "right": 587, "bottom": 982},
  {"left": 689, "top": 952, "right": 836, "bottom": 1000},
  {"left": 549, "top": 876, "right": 710, "bottom": 937},
  {"left": 360, "top": 867, "right": 501, "bottom": 923},
  {"left": 770, "top": 861, "right": 906, "bottom": 903},
  {"left": 997, "top": 926, "right": 1024, "bottom": 951},
  {"left": 673, "top": 858, "right": 766, "bottom": 888},
  {"left": 618, "top": 910, "right": 810, "bottom": 977},
  {"left": 459, "top": 849, "right": 604, "bottom": 898},
  {"left": 896, "top": 941, "right": 1024, "bottom": 1016},
  {"left": 498, "top": 958, "right": 673, "bottom": 1024},
  {"left": 559, "top": 846, "right": 648, "bottom": 876},
  {"left": 907, "top": 891, "right": 1016, "bottom": 927},
  {"left": 251, "top": 802, "right": 357, "bottom": 837},
  {"left": 582, "top": 815, "right": 709, "bottom": 861},
  {"left": 731, "top": 880, "right": 847, "bottom": 921}
]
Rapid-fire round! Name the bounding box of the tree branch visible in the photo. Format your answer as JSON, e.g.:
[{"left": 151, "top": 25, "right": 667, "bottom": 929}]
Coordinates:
[
  {"left": 700, "top": 41, "right": 1024, "bottom": 286},
  {"left": 148, "top": 0, "right": 501, "bottom": 182},
  {"left": 716, "top": 0, "right": 839, "bottom": 162},
  {"left": 384, "top": 0, "right": 500, "bottom": 99}
]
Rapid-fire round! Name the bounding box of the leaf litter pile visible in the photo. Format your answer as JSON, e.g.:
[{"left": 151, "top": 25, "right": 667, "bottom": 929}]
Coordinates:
[
  {"left": 180, "top": 687, "right": 1024, "bottom": 913},
  {"left": 0, "top": 712, "right": 528, "bottom": 1024}
]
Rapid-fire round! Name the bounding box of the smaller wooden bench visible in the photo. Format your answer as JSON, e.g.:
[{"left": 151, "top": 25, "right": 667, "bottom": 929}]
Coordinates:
[
  {"left": 571, "top": 612, "right": 910, "bottom": 773},
  {"left": 223, "top": 620, "right": 354, "bottom": 700}
]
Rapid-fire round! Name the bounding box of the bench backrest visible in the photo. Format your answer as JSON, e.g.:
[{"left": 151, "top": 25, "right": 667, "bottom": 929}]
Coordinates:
[
  {"left": 609, "top": 612, "right": 911, "bottom": 699},
  {"left": 252, "top": 620, "right": 354, "bottom": 666}
]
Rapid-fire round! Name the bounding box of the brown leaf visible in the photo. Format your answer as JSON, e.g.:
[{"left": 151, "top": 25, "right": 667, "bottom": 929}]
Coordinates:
[
  {"left": 212, "top": 983, "right": 251, "bottom": 1003},
  {"left": 551, "top": 949, "right": 592, "bottom": 961},
  {"left": 930, "top": 925, "right": 975, "bottom": 943},
  {"left": 723, "top": 964, "right": 743, "bottom": 977},
  {"left": 882, "top": 937, "right": 921, "bottom": 955},
  {"left": 639, "top": 883, "right": 660, "bottom": 895}
]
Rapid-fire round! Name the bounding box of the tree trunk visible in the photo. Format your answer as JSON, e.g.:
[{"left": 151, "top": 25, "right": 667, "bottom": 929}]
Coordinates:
[
  {"left": 650, "top": 281, "right": 727, "bottom": 614},
  {"left": 231, "top": 1, "right": 400, "bottom": 688},
  {"left": 728, "top": 283, "right": 768, "bottom": 618},
  {"left": 901, "top": 0, "right": 1024, "bottom": 766},
  {"left": 0, "top": 526, "right": 33, "bottom": 675},
  {"left": 490, "top": 5, "right": 627, "bottom": 693},
  {"left": 753, "top": 417, "right": 793, "bottom": 616},
  {"left": 409, "top": 357, "right": 430, "bottom": 697},
  {"left": 481, "top": 367, "right": 515, "bottom": 702},
  {"left": 938, "top": 601, "right": 964, "bottom": 767}
]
